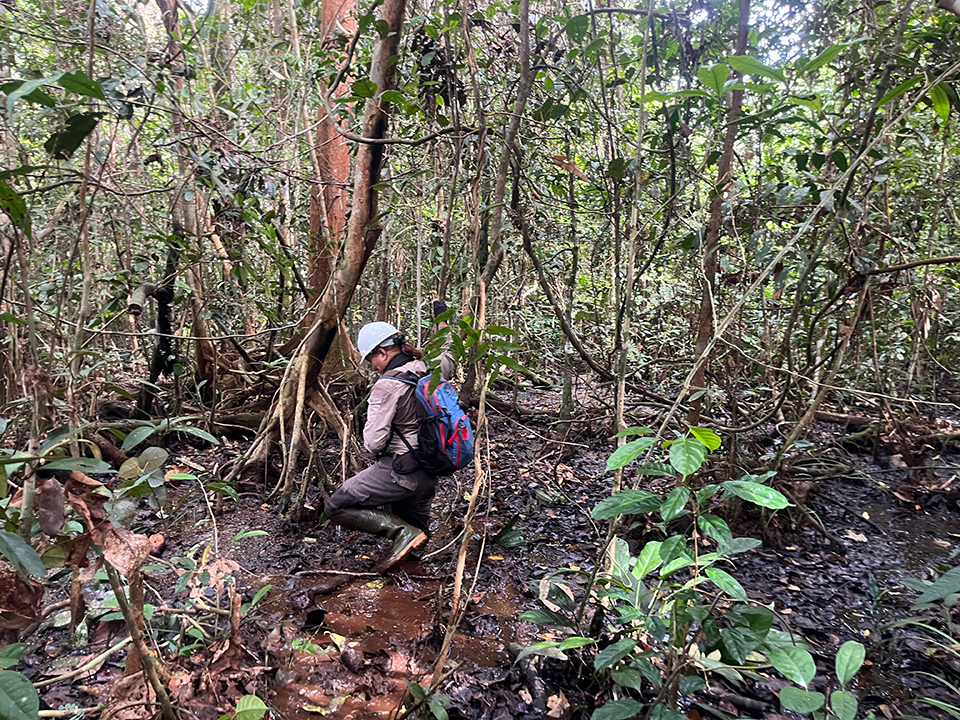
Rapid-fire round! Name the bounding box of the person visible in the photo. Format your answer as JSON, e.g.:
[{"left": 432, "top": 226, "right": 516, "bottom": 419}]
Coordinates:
[{"left": 324, "top": 303, "right": 454, "bottom": 572}]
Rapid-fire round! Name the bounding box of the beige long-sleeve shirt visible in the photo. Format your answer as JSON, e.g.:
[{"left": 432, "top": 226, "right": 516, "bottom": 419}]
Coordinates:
[{"left": 363, "top": 353, "right": 456, "bottom": 457}]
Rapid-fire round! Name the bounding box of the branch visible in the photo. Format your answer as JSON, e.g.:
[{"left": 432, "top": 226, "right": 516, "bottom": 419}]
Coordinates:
[{"left": 868, "top": 255, "right": 960, "bottom": 275}]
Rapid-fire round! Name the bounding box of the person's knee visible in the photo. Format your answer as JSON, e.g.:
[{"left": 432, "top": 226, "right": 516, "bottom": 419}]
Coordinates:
[{"left": 325, "top": 490, "right": 354, "bottom": 518}]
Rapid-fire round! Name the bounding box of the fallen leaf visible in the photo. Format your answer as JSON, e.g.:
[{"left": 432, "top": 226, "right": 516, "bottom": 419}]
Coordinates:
[
  {"left": 933, "top": 539, "right": 951, "bottom": 548},
  {"left": 843, "top": 530, "right": 868, "bottom": 543},
  {"left": 546, "top": 690, "right": 569, "bottom": 718},
  {"left": 487, "top": 555, "right": 504, "bottom": 561},
  {"left": 719, "top": 699, "right": 739, "bottom": 716},
  {"left": 879, "top": 704, "right": 893, "bottom": 719},
  {"left": 519, "top": 689, "right": 533, "bottom": 705},
  {"left": 102, "top": 526, "right": 152, "bottom": 580}
]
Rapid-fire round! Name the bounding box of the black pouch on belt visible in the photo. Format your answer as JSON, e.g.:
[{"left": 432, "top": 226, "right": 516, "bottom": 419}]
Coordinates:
[{"left": 392, "top": 451, "right": 422, "bottom": 475}]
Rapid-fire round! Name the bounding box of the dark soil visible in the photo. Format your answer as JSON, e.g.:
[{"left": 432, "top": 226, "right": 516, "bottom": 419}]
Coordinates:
[{"left": 20, "top": 390, "right": 960, "bottom": 719}]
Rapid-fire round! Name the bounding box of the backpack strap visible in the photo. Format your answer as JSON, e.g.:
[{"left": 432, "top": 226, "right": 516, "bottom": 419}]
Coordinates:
[{"left": 378, "top": 371, "right": 424, "bottom": 459}]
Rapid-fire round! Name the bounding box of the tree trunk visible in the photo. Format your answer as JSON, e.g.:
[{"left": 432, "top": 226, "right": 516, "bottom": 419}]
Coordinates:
[
  {"left": 687, "top": 0, "right": 750, "bottom": 425},
  {"left": 232, "top": 0, "right": 409, "bottom": 508}
]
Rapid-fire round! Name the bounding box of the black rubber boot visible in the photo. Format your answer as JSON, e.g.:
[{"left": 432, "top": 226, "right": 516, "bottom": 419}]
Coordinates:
[{"left": 328, "top": 508, "right": 428, "bottom": 572}]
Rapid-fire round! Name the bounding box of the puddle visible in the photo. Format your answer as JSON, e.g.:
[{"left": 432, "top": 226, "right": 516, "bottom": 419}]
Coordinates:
[{"left": 257, "top": 574, "right": 529, "bottom": 718}]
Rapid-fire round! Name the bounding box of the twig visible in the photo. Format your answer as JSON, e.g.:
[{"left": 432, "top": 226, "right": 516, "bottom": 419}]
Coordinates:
[{"left": 34, "top": 637, "right": 132, "bottom": 688}]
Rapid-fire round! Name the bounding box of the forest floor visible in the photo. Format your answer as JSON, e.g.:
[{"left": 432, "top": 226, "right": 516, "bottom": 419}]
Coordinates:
[{"left": 20, "top": 389, "right": 960, "bottom": 720}]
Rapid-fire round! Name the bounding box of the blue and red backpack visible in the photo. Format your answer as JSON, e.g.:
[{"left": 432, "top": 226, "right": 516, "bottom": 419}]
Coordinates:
[{"left": 386, "top": 371, "right": 475, "bottom": 475}]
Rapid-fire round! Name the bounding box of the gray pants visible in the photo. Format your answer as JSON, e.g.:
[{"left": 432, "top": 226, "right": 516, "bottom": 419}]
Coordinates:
[{"left": 324, "top": 457, "right": 438, "bottom": 532}]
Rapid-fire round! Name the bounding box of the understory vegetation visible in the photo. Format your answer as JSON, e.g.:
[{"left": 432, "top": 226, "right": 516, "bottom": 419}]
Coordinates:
[{"left": 1, "top": 0, "right": 959, "bottom": 715}]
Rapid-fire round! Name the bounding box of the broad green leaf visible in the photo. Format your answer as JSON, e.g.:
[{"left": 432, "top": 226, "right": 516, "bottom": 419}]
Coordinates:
[
  {"left": 690, "top": 427, "right": 721, "bottom": 451},
  {"left": 519, "top": 607, "right": 573, "bottom": 627},
  {"left": 0, "top": 81, "right": 56, "bottom": 109},
  {"left": 43, "top": 456, "right": 111, "bottom": 474},
  {"left": 698, "top": 63, "right": 729, "bottom": 95},
  {"left": 122, "top": 425, "right": 157, "bottom": 453},
  {"left": 720, "top": 627, "right": 756, "bottom": 665},
  {"left": 427, "top": 694, "right": 450, "bottom": 720},
  {"left": 513, "top": 642, "right": 567, "bottom": 663},
  {"left": 632, "top": 541, "right": 663, "bottom": 578},
  {"left": 610, "top": 426, "right": 654, "bottom": 439},
  {"left": 779, "top": 686, "right": 825, "bottom": 713},
  {"left": 659, "top": 536, "right": 686, "bottom": 563},
  {"left": 610, "top": 666, "right": 644, "bottom": 692},
  {"left": 565, "top": 14, "right": 589, "bottom": 44},
  {"left": 915, "top": 566, "right": 960, "bottom": 606},
  {"left": 831, "top": 690, "right": 858, "bottom": 720},
  {"left": 879, "top": 76, "right": 924, "bottom": 105},
  {"left": 770, "top": 646, "right": 816, "bottom": 687},
  {"left": 722, "top": 480, "right": 789, "bottom": 509},
  {"left": 0, "top": 531, "right": 46, "bottom": 578},
  {"left": 698, "top": 514, "right": 732, "bottom": 543},
  {"left": 716, "top": 537, "right": 761, "bottom": 556},
  {"left": 0, "top": 671, "right": 39, "bottom": 720},
  {"left": 351, "top": 78, "right": 378, "bottom": 98},
  {"left": 835, "top": 641, "right": 865, "bottom": 688},
  {"left": 44, "top": 112, "right": 103, "bottom": 159},
  {"left": 728, "top": 55, "right": 785, "bottom": 82},
  {"left": 788, "top": 94, "right": 823, "bottom": 112},
  {"left": 635, "top": 462, "right": 675, "bottom": 476},
  {"left": 606, "top": 437, "right": 657, "bottom": 471},
  {"left": 5, "top": 74, "right": 63, "bottom": 118},
  {"left": 0, "top": 181, "right": 30, "bottom": 236},
  {"left": 931, "top": 84, "right": 950, "bottom": 122},
  {"left": 660, "top": 555, "right": 695, "bottom": 578},
  {"left": 558, "top": 636, "right": 595, "bottom": 650},
  {"left": 58, "top": 70, "right": 106, "bottom": 100},
  {"left": 591, "top": 699, "right": 645, "bottom": 720},
  {"left": 696, "top": 484, "right": 720, "bottom": 506},
  {"left": 669, "top": 438, "right": 707, "bottom": 477},
  {"left": 174, "top": 426, "right": 220, "bottom": 445},
  {"left": 705, "top": 567, "right": 748, "bottom": 601},
  {"left": 798, "top": 43, "right": 845, "bottom": 77},
  {"left": 0, "top": 645, "right": 25, "bottom": 670},
  {"left": 591, "top": 489, "right": 661, "bottom": 520},
  {"left": 594, "top": 637, "right": 636, "bottom": 670},
  {"left": 660, "top": 487, "right": 690, "bottom": 523},
  {"left": 235, "top": 695, "right": 268, "bottom": 720},
  {"left": 678, "top": 675, "right": 706, "bottom": 695}
]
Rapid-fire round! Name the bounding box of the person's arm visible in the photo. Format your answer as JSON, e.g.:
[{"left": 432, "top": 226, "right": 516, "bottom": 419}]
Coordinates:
[{"left": 363, "top": 379, "right": 401, "bottom": 455}]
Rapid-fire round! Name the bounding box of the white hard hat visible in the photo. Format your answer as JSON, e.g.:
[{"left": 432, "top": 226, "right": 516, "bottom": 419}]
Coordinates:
[{"left": 356, "top": 322, "right": 400, "bottom": 363}]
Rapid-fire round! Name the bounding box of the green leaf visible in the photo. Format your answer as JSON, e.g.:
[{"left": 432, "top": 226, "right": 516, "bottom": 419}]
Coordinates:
[
  {"left": 779, "top": 686, "right": 825, "bottom": 713},
  {"left": 931, "top": 83, "right": 951, "bottom": 122},
  {"left": 716, "top": 537, "right": 761, "bottom": 556},
  {"left": 798, "top": 43, "right": 845, "bottom": 77},
  {"left": 591, "top": 699, "right": 645, "bottom": 720},
  {"left": 705, "top": 567, "right": 748, "bottom": 602},
  {"left": 406, "top": 681, "right": 426, "bottom": 700},
  {"left": 122, "top": 425, "right": 157, "bottom": 453},
  {"left": 689, "top": 427, "right": 721, "bottom": 451},
  {"left": 558, "top": 636, "right": 595, "bottom": 650},
  {"left": 43, "top": 458, "right": 111, "bottom": 475},
  {"left": 0, "top": 531, "right": 47, "bottom": 578},
  {"left": 635, "top": 462, "right": 675, "bottom": 476},
  {"left": 698, "top": 514, "right": 732, "bottom": 543},
  {"left": 427, "top": 693, "right": 450, "bottom": 720},
  {"left": 722, "top": 480, "right": 789, "bottom": 509},
  {"left": 0, "top": 645, "right": 25, "bottom": 670},
  {"left": 632, "top": 541, "right": 663, "bottom": 578},
  {"left": 174, "top": 426, "right": 220, "bottom": 445},
  {"left": 0, "top": 181, "right": 30, "bottom": 236},
  {"left": 879, "top": 76, "right": 924, "bottom": 105},
  {"left": 915, "top": 566, "right": 960, "bottom": 606},
  {"left": 610, "top": 426, "right": 654, "bottom": 439},
  {"left": 594, "top": 637, "right": 636, "bottom": 670},
  {"left": 606, "top": 437, "right": 657, "bottom": 471},
  {"left": 565, "top": 14, "right": 589, "bottom": 44},
  {"left": 660, "top": 487, "right": 690, "bottom": 523},
  {"left": 835, "top": 641, "right": 865, "bottom": 688},
  {"left": 698, "top": 63, "right": 729, "bottom": 95},
  {"left": 831, "top": 690, "right": 858, "bottom": 720},
  {"left": 235, "top": 695, "right": 268, "bottom": 720},
  {"left": 788, "top": 94, "right": 823, "bottom": 113},
  {"left": 246, "top": 584, "right": 273, "bottom": 614},
  {"left": 351, "top": 78, "right": 378, "bottom": 98},
  {"left": 44, "top": 112, "right": 104, "bottom": 159},
  {"left": 770, "top": 646, "right": 816, "bottom": 687},
  {"left": 669, "top": 438, "right": 707, "bottom": 477},
  {"left": 379, "top": 89, "right": 405, "bottom": 105},
  {"left": 728, "top": 55, "right": 785, "bottom": 82},
  {"left": 0, "top": 81, "right": 56, "bottom": 109},
  {"left": 232, "top": 530, "right": 268, "bottom": 546},
  {"left": 610, "top": 666, "right": 644, "bottom": 692},
  {"left": 0, "top": 670, "right": 39, "bottom": 720},
  {"left": 720, "top": 627, "right": 755, "bottom": 664},
  {"left": 591, "top": 489, "right": 661, "bottom": 520},
  {"left": 58, "top": 70, "right": 106, "bottom": 99},
  {"left": 678, "top": 675, "right": 706, "bottom": 695},
  {"left": 5, "top": 75, "right": 63, "bottom": 118}
]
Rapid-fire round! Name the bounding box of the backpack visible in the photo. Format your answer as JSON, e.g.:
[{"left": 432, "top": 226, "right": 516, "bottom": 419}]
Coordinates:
[{"left": 384, "top": 371, "right": 475, "bottom": 475}]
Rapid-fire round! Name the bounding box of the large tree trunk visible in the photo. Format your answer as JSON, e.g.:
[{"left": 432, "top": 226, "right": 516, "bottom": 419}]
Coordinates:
[
  {"left": 230, "top": 0, "right": 408, "bottom": 508},
  {"left": 686, "top": 0, "right": 750, "bottom": 425}
]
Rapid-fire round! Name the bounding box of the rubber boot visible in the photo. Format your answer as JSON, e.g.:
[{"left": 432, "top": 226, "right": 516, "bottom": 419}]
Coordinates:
[{"left": 328, "top": 508, "right": 428, "bottom": 572}]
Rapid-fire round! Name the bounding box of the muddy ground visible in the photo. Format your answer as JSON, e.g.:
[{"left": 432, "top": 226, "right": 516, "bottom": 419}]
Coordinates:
[{"left": 20, "top": 391, "right": 960, "bottom": 719}]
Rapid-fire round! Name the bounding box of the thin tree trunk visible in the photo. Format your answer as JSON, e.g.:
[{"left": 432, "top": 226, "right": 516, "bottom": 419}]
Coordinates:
[{"left": 687, "top": 0, "right": 750, "bottom": 425}]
